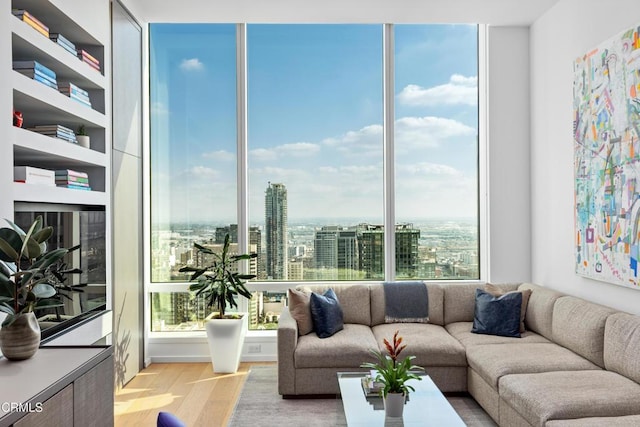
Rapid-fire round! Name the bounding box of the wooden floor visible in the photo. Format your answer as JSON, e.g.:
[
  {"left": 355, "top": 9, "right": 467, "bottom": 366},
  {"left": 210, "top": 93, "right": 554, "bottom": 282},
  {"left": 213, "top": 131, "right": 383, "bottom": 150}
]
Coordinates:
[{"left": 114, "top": 362, "right": 275, "bottom": 427}]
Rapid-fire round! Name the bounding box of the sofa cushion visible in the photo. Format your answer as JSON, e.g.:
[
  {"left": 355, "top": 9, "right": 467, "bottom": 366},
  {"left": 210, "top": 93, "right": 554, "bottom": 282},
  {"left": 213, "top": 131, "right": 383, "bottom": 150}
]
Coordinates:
[
  {"left": 309, "top": 289, "right": 343, "bottom": 338},
  {"left": 552, "top": 296, "right": 616, "bottom": 367},
  {"left": 546, "top": 415, "right": 640, "bottom": 427},
  {"left": 518, "top": 283, "right": 564, "bottom": 340},
  {"left": 471, "top": 288, "right": 522, "bottom": 338},
  {"left": 443, "top": 283, "right": 519, "bottom": 324},
  {"left": 294, "top": 324, "right": 378, "bottom": 368},
  {"left": 466, "top": 342, "right": 600, "bottom": 389},
  {"left": 298, "top": 284, "right": 371, "bottom": 325},
  {"left": 288, "top": 288, "right": 314, "bottom": 336},
  {"left": 500, "top": 370, "right": 640, "bottom": 427},
  {"left": 371, "top": 323, "right": 467, "bottom": 367},
  {"left": 371, "top": 283, "right": 444, "bottom": 326},
  {"left": 484, "top": 283, "right": 531, "bottom": 332},
  {"left": 446, "top": 322, "right": 551, "bottom": 347},
  {"left": 604, "top": 312, "right": 640, "bottom": 384}
]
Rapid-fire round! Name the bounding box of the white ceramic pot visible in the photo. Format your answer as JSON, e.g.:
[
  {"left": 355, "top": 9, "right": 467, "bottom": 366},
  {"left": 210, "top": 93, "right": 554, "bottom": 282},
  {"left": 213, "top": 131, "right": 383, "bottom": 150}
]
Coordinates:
[
  {"left": 384, "top": 392, "right": 405, "bottom": 418},
  {"left": 77, "top": 135, "right": 90, "bottom": 148},
  {"left": 205, "top": 313, "right": 247, "bottom": 373}
]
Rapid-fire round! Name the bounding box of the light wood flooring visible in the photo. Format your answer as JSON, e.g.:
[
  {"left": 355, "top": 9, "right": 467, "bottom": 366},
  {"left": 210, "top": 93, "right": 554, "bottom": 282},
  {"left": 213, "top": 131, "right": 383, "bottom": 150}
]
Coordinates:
[{"left": 115, "top": 362, "right": 274, "bottom": 427}]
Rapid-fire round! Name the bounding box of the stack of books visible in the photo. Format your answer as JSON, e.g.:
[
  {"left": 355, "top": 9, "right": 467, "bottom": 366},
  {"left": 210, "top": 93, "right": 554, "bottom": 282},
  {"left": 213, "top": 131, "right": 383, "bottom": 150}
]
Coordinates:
[
  {"left": 27, "top": 124, "right": 77, "bottom": 144},
  {"left": 12, "top": 9, "right": 49, "bottom": 38},
  {"left": 361, "top": 373, "right": 385, "bottom": 397},
  {"left": 14, "top": 166, "right": 55, "bottom": 186},
  {"left": 13, "top": 60, "right": 58, "bottom": 90},
  {"left": 55, "top": 169, "right": 91, "bottom": 191},
  {"left": 77, "top": 49, "right": 100, "bottom": 73},
  {"left": 50, "top": 33, "right": 76, "bottom": 57},
  {"left": 58, "top": 82, "right": 91, "bottom": 108}
]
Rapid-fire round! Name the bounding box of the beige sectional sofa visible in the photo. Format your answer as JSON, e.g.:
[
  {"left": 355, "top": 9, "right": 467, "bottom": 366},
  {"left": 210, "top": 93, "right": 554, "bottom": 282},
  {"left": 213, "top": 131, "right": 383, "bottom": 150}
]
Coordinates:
[{"left": 277, "top": 282, "right": 640, "bottom": 426}]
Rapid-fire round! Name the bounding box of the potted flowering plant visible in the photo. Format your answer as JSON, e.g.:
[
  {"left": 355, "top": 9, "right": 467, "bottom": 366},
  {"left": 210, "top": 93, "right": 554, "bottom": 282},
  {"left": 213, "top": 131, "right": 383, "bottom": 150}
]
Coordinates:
[{"left": 361, "top": 330, "right": 424, "bottom": 417}]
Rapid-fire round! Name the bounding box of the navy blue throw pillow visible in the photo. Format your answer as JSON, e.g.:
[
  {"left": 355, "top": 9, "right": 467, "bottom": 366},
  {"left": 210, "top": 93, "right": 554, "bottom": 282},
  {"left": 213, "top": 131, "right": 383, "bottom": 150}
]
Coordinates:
[
  {"left": 471, "top": 289, "right": 522, "bottom": 338},
  {"left": 310, "top": 288, "right": 344, "bottom": 338}
]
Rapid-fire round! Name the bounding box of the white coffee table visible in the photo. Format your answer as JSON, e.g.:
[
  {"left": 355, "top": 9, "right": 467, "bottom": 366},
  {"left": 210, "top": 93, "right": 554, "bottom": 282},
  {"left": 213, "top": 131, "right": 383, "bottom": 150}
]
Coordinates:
[{"left": 337, "top": 372, "right": 466, "bottom": 426}]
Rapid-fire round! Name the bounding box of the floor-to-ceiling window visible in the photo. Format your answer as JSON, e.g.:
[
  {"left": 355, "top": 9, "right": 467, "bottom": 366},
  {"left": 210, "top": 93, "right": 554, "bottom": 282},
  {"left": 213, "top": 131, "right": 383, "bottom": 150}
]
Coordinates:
[
  {"left": 394, "top": 25, "right": 479, "bottom": 280},
  {"left": 148, "top": 23, "right": 479, "bottom": 332},
  {"left": 149, "top": 24, "right": 238, "bottom": 331}
]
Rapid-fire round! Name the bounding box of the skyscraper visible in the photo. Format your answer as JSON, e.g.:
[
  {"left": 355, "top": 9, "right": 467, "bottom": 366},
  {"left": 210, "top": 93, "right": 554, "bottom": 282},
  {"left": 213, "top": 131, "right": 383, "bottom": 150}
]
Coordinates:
[
  {"left": 358, "top": 223, "right": 420, "bottom": 279},
  {"left": 265, "top": 182, "right": 288, "bottom": 279},
  {"left": 314, "top": 226, "right": 359, "bottom": 280}
]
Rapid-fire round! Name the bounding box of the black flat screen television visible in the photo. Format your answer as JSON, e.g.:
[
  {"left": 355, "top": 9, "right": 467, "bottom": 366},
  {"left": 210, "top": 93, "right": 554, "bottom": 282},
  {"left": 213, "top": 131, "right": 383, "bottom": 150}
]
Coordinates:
[{"left": 14, "top": 204, "right": 107, "bottom": 339}]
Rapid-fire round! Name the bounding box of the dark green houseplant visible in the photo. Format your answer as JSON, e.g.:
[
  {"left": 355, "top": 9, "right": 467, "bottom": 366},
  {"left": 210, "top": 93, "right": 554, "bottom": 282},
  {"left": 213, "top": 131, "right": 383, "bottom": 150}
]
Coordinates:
[
  {"left": 179, "top": 234, "right": 257, "bottom": 318},
  {"left": 179, "top": 234, "right": 257, "bottom": 373},
  {"left": 0, "top": 216, "right": 78, "bottom": 360}
]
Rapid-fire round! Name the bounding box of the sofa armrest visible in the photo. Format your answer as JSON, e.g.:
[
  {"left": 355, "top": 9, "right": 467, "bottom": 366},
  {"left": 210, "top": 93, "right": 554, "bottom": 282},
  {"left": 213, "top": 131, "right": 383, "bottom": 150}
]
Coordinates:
[{"left": 277, "top": 306, "right": 298, "bottom": 396}]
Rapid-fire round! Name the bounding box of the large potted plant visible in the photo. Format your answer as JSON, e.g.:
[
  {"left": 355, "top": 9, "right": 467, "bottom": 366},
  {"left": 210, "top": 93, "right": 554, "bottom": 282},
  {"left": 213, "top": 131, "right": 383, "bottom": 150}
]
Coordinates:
[
  {"left": 361, "top": 330, "right": 424, "bottom": 417},
  {"left": 179, "top": 234, "right": 257, "bottom": 373},
  {"left": 0, "top": 216, "right": 74, "bottom": 360}
]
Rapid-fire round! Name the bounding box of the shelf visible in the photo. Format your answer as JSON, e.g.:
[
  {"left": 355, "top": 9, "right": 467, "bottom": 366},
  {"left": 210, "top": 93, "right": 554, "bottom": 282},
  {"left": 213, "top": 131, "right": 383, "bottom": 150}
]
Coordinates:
[
  {"left": 12, "top": 182, "right": 107, "bottom": 206},
  {"left": 13, "top": 127, "right": 107, "bottom": 167},
  {"left": 11, "top": 17, "right": 105, "bottom": 89},
  {"left": 12, "top": 71, "right": 106, "bottom": 127},
  {"left": 11, "top": 0, "right": 105, "bottom": 46}
]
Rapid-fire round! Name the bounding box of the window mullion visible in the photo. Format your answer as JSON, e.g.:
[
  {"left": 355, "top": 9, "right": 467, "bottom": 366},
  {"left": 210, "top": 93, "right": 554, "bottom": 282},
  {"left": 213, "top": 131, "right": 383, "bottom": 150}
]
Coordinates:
[{"left": 383, "top": 23, "right": 395, "bottom": 281}]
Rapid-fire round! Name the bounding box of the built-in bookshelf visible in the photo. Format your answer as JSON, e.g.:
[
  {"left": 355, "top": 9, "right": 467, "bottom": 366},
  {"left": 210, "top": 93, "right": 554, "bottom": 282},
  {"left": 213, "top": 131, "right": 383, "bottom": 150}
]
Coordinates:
[{"left": 2, "top": 0, "right": 111, "bottom": 343}]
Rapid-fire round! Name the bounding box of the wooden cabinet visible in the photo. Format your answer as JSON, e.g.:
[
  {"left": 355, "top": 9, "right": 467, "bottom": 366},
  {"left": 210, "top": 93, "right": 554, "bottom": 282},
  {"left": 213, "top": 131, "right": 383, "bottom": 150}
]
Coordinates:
[{"left": 0, "top": 347, "right": 113, "bottom": 427}]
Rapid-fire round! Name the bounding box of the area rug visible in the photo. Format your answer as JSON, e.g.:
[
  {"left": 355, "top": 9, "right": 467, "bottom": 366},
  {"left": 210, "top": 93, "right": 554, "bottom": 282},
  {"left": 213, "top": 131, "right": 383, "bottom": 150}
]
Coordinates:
[{"left": 229, "top": 366, "right": 497, "bottom": 426}]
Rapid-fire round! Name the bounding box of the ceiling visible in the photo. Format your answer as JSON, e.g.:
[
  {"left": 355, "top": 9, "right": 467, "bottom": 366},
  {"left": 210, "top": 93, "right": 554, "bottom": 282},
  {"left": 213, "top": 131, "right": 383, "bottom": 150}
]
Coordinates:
[{"left": 121, "top": 0, "right": 561, "bottom": 26}]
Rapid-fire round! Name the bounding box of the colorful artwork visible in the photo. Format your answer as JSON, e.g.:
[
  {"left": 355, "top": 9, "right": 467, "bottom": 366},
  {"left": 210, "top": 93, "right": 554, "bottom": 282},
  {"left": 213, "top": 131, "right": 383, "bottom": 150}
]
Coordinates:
[{"left": 574, "top": 24, "right": 640, "bottom": 289}]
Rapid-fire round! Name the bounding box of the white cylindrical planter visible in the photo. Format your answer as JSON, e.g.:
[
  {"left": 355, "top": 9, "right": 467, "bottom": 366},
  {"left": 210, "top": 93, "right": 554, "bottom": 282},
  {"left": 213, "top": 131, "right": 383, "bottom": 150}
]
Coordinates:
[
  {"left": 77, "top": 135, "right": 90, "bottom": 148},
  {"left": 205, "top": 313, "right": 247, "bottom": 373},
  {"left": 384, "top": 392, "right": 405, "bottom": 418}
]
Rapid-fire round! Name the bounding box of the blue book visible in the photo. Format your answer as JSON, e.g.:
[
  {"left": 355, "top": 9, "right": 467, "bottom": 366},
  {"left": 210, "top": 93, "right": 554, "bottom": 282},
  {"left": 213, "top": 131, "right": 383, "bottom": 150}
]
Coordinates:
[
  {"left": 12, "top": 60, "right": 56, "bottom": 80},
  {"left": 49, "top": 33, "right": 75, "bottom": 50},
  {"left": 58, "top": 82, "right": 89, "bottom": 97},
  {"left": 32, "top": 73, "right": 58, "bottom": 90},
  {"left": 15, "top": 68, "right": 57, "bottom": 85}
]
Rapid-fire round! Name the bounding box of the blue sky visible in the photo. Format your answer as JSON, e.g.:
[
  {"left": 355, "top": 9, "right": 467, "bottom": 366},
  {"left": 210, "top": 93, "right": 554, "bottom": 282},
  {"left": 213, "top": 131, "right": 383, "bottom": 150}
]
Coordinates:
[{"left": 150, "top": 24, "right": 478, "bottom": 225}]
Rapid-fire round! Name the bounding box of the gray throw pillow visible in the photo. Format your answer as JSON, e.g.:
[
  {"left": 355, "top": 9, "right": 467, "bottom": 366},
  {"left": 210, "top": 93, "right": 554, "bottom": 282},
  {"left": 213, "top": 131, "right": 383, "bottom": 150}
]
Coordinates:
[
  {"left": 288, "top": 288, "right": 314, "bottom": 336},
  {"left": 471, "top": 289, "right": 522, "bottom": 338},
  {"left": 310, "top": 288, "right": 344, "bottom": 338}
]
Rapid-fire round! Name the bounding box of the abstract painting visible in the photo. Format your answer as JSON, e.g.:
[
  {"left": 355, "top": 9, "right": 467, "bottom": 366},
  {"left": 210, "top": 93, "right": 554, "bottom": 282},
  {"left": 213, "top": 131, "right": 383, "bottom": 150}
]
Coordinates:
[{"left": 574, "top": 24, "right": 640, "bottom": 289}]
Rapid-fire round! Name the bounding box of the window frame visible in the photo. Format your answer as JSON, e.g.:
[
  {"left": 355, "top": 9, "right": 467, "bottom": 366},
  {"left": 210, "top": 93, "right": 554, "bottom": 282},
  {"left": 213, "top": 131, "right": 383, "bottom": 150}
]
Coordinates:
[{"left": 146, "top": 23, "right": 488, "bottom": 331}]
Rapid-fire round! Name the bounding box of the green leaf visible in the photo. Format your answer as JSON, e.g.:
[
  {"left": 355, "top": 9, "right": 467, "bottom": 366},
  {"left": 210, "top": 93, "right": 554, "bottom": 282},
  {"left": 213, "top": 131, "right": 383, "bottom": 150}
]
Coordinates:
[
  {"left": 0, "top": 236, "right": 20, "bottom": 261},
  {"left": 31, "top": 226, "right": 53, "bottom": 244},
  {"left": 32, "top": 283, "right": 56, "bottom": 298}
]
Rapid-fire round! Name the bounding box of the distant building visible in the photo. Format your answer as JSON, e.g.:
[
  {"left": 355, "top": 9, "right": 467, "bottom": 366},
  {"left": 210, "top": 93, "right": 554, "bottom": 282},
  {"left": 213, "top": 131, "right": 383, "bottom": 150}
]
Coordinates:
[
  {"left": 358, "top": 223, "right": 420, "bottom": 278},
  {"left": 314, "top": 226, "right": 359, "bottom": 279},
  {"left": 265, "top": 182, "right": 288, "bottom": 279},
  {"left": 216, "top": 224, "right": 262, "bottom": 278},
  {"left": 288, "top": 258, "right": 304, "bottom": 280}
]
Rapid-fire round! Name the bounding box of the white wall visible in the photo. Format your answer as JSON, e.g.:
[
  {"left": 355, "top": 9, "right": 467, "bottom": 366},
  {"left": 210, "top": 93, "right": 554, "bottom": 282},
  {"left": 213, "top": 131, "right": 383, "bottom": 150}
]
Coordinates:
[
  {"left": 530, "top": 0, "right": 640, "bottom": 314},
  {"left": 487, "top": 26, "right": 532, "bottom": 283}
]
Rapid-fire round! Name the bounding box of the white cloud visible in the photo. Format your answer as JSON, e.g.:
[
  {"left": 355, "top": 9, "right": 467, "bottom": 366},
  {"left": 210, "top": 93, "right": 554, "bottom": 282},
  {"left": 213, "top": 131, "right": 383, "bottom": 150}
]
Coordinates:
[
  {"left": 322, "top": 124, "right": 382, "bottom": 156},
  {"left": 202, "top": 150, "right": 235, "bottom": 162},
  {"left": 250, "top": 142, "right": 320, "bottom": 162},
  {"left": 179, "top": 58, "right": 204, "bottom": 72},
  {"left": 398, "top": 162, "right": 461, "bottom": 177},
  {"left": 397, "top": 74, "right": 477, "bottom": 106},
  {"left": 396, "top": 116, "right": 476, "bottom": 149}
]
